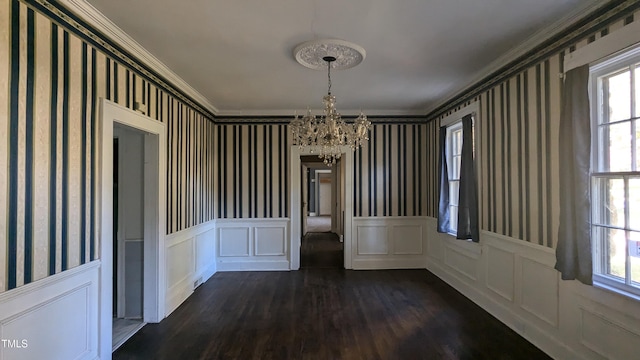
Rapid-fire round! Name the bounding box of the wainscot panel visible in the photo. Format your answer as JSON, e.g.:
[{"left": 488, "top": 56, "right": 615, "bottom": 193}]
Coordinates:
[
  {"left": 0, "top": 261, "right": 99, "bottom": 360},
  {"left": 165, "top": 220, "right": 216, "bottom": 316},
  {"left": 425, "top": 216, "right": 640, "bottom": 360},
  {"left": 485, "top": 245, "right": 515, "bottom": 302},
  {"left": 216, "top": 218, "right": 290, "bottom": 271},
  {"left": 351, "top": 217, "right": 427, "bottom": 270}
]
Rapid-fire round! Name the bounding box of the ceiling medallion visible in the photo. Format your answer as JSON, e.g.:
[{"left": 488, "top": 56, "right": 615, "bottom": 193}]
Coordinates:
[
  {"left": 294, "top": 39, "right": 366, "bottom": 70},
  {"left": 290, "top": 40, "right": 371, "bottom": 166}
]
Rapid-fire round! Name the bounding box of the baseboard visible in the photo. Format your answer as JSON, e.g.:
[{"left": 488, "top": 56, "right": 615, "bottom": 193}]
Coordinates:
[
  {"left": 352, "top": 258, "right": 426, "bottom": 270},
  {"left": 217, "top": 260, "right": 290, "bottom": 272},
  {"left": 165, "top": 275, "right": 194, "bottom": 316},
  {"left": 197, "top": 262, "right": 217, "bottom": 285}
]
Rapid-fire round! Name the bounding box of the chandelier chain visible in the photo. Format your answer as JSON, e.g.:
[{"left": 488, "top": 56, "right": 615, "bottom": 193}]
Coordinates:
[{"left": 327, "top": 61, "right": 332, "bottom": 95}]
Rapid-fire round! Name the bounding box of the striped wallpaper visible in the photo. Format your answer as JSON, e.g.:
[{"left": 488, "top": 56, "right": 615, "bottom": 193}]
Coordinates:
[
  {"left": 216, "top": 124, "right": 289, "bottom": 219},
  {"left": 428, "top": 5, "right": 640, "bottom": 249},
  {"left": 352, "top": 123, "right": 437, "bottom": 217},
  {"left": 215, "top": 120, "right": 435, "bottom": 219},
  {"left": 0, "top": 0, "right": 215, "bottom": 293}
]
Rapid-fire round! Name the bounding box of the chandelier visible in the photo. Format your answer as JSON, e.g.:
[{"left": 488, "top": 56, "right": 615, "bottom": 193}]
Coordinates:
[{"left": 290, "top": 40, "right": 371, "bottom": 166}]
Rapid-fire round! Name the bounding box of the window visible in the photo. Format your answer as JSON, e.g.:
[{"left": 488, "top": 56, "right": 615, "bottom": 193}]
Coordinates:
[
  {"left": 591, "top": 48, "right": 640, "bottom": 296},
  {"left": 438, "top": 107, "right": 477, "bottom": 240},
  {"left": 446, "top": 121, "right": 463, "bottom": 235}
]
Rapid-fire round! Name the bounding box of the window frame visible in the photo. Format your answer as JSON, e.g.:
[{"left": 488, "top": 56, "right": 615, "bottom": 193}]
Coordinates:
[
  {"left": 445, "top": 121, "right": 463, "bottom": 235},
  {"left": 590, "top": 47, "right": 640, "bottom": 298}
]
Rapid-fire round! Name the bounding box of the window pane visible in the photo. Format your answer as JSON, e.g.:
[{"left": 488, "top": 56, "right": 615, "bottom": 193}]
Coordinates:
[
  {"left": 603, "top": 122, "right": 632, "bottom": 172},
  {"left": 607, "top": 70, "right": 631, "bottom": 123},
  {"left": 454, "top": 130, "right": 462, "bottom": 155},
  {"left": 602, "top": 226, "right": 626, "bottom": 279},
  {"left": 635, "top": 119, "right": 640, "bottom": 171},
  {"left": 630, "top": 178, "right": 640, "bottom": 231},
  {"left": 635, "top": 65, "right": 639, "bottom": 118},
  {"left": 593, "top": 177, "right": 625, "bottom": 228},
  {"left": 631, "top": 232, "right": 640, "bottom": 285},
  {"left": 449, "top": 206, "right": 458, "bottom": 233},
  {"left": 449, "top": 181, "right": 459, "bottom": 206},
  {"left": 451, "top": 155, "right": 461, "bottom": 179}
]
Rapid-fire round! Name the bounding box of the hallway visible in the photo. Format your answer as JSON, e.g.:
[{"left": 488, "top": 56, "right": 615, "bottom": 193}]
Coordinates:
[{"left": 300, "top": 231, "right": 343, "bottom": 269}]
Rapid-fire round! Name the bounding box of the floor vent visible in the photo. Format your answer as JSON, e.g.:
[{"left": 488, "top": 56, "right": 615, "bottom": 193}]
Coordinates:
[{"left": 193, "top": 277, "right": 203, "bottom": 289}]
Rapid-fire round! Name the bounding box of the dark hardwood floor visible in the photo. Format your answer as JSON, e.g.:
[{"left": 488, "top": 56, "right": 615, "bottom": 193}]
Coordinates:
[
  {"left": 300, "top": 231, "right": 344, "bottom": 269},
  {"left": 114, "top": 255, "right": 550, "bottom": 359}
]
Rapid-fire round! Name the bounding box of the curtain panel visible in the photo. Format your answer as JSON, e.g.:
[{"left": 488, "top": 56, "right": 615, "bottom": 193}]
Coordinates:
[
  {"left": 456, "top": 115, "right": 479, "bottom": 242},
  {"left": 554, "top": 64, "right": 592, "bottom": 285}
]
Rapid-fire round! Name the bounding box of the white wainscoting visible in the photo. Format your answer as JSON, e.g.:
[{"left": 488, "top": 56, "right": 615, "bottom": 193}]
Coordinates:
[
  {"left": 0, "top": 262, "right": 99, "bottom": 360},
  {"left": 216, "top": 218, "right": 290, "bottom": 271},
  {"left": 424, "top": 217, "right": 640, "bottom": 360},
  {"left": 165, "top": 219, "right": 217, "bottom": 316},
  {"left": 352, "top": 217, "right": 427, "bottom": 269}
]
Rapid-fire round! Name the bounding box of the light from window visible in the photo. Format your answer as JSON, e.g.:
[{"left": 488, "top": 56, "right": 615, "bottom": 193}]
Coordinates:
[
  {"left": 446, "top": 122, "right": 463, "bottom": 235},
  {"left": 591, "top": 49, "right": 640, "bottom": 296}
]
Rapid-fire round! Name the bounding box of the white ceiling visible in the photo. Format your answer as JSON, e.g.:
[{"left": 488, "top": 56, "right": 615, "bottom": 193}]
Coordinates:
[{"left": 85, "top": 0, "right": 601, "bottom": 116}]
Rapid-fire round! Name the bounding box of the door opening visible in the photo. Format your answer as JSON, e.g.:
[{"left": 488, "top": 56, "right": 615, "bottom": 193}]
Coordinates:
[
  {"left": 291, "top": 150, "right": 352, "bottom": 270},
  {"left": 99, "top": 99, "right": 166, "bottom": 359},
  {"left": 112, "top": 123, "right": 147, "bottom": 350}
]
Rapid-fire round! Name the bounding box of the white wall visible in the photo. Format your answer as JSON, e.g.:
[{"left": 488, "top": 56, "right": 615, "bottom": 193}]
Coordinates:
[
  {"left": 216, "top": 218, "right": 290, "bottom": 271},
  {"left": 352, "top": 217, "right": 427, "bottom": 269},
  {"left": 424, "top": 217, "right": 640, "bottom": 360},
  {"left": 0, "top": 262, "right": 100, "bottom": 360},
  {"left": 319, "top": 175, "right": 332, "bottom": 216},
  {"left": 114, "top": 126, "right": 145, "bottom": 319},
  {"left": 165, "top": 220, "right": 217, "bottom": 315}
]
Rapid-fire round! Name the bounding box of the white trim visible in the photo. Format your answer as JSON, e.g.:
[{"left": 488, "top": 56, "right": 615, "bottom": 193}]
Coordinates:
[
  {"left": 59, "top": 0, "right": 218, "bottom": 115},
  {"left": 165, "top": 218, "right": 216, "bottom": 244},
  {"left": 99, "top": 99, "right": 167, "bottom": 359},
  {"left": 425, "top": 1, "right": 604, "bottom": 116},
  {"left": 217, "top": 260, "right": 290, "bottom": 272},
  {"left": 565, "top": 19, "right": 640, "bottom": 72},
  {"left": 290, "top": 145, "right": 354, "bottom": 270},
  {"left": 440, "top": 102, "right": 479, "bottom": 128},
  {"left": 0, "top": 261, "right": 99, "bottom": 302}
]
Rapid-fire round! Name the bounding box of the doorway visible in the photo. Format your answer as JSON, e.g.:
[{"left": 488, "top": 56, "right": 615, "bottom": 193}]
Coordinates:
[
  {"left": 300, "top": 158, "right": 342, "bottom": 268},
  {"left": 112, "top": 124, "right": 147, "bottom": 350},
  {"left": 289, "top": 147, "right": 353, "bottom": 270},
  {"left": 99, "top": 99, "right": 166, "bottom": 359}
]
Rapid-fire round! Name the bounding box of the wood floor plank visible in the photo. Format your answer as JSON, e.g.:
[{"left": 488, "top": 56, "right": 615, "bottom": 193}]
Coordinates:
[{"left": 114, "top": 269, "right": 550, "bottom": 360}]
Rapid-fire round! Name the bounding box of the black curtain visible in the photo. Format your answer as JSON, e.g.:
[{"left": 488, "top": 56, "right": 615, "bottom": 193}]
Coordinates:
[{"left": 456, "top": 115, "right": 479, "bottom": 242}]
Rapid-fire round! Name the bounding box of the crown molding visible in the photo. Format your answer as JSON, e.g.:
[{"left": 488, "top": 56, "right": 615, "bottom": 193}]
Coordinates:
[
  {"left": 422, "top": 0, "right": 604, "bottom": 117},
  {"left": 58, "top": 0, "right": 219, "bottom": 115},
  {"left": 215, "top": 108, "right": 427, "bottom": 117}
]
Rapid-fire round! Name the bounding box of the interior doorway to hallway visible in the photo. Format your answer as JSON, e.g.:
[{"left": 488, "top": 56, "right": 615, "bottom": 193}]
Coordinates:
[
  {"left": 300, "top": 156, "right": 344, "bottom": 268},
  {"left": 112, "top": 123, "right": 147, "bottom": 350}
]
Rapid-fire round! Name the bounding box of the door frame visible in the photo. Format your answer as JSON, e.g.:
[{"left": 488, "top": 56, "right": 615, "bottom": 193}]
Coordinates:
[
  {"left": 99, "top": 99, "right": 167, "bottom": 358},
  {"left": 290, "top": 146, "right": 353, "bottom": 270},
  {"left": 301, "top": 164, "right": 308, "bottom": 237}
]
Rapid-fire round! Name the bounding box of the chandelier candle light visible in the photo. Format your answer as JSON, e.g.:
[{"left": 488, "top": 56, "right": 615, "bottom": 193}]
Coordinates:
[{"left": 290, "top": 39, "right": 371, "bottom": 166}]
